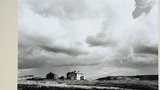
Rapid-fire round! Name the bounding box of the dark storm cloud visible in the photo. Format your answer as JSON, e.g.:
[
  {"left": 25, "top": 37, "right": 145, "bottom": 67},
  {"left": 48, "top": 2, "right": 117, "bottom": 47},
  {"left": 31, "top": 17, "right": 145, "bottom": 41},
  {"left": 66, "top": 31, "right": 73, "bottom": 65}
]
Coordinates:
[
  {"left": 19, "top": 32, "right": 88, "bottom": 57},
  {"left": 86, "top": 32, "right": 116, "bottom": 47},
  {"left": 18, "top": 32, "right": 51, "bottom": 57},
  {"left": 132, "top": 0, "right": 154, "bottom": 18},
  {"left": 53, "top": 62, "right": 100, "bottom": 67},
  {"left": 18, "top": 50, "right": 96, "bottom": 69},
  {"left": 18, "top": 32, "right": 51, "bottom": 48},
  {"left": 41, "top": 45, "right": 88, "bottom": 56},
  {"left": 134, "top": 45, "right": 158, "bottom": 55},
  {"left": 107, "top": 54, "right": 158, "bottom": 68},
  {"left": 18, "top": 56, "right": 47, "bottom": 69},
  {"left": 18, "top": 32, "right": 89, "bottom": 69},
  {"left": 19, "top": 57, "right": 99, "bottom": 69},
  {"left": 18, "top": 33, "right": 51, "bottom": 69}
]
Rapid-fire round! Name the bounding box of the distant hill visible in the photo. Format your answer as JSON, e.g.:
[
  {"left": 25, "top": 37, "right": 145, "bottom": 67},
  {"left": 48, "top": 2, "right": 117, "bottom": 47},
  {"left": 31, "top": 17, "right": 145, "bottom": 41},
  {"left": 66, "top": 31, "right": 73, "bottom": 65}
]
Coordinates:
[{"left": 96, "top": 75, "right": 158, "bottom": 81}]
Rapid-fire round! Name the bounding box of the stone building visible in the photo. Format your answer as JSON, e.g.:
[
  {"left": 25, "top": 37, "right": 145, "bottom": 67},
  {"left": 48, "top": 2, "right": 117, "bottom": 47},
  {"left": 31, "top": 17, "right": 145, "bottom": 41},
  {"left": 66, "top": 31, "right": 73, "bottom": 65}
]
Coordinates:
[
  {"left": 66, "top": 70, "right": 85, "bottom": 80},
  {"left": 46, "top": 72, "right": 58, "bottom": 80}
]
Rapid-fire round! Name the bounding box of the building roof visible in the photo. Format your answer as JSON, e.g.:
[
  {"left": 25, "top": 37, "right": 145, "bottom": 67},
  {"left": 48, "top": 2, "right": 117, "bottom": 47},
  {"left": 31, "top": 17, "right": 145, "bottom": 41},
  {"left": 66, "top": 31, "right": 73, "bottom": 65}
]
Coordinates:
[
  {"left": 67, "top": 71, "right": 83, "bottom": 75},
  {"left": 47, "top": 72, "right": 57, "bottom": 75}
]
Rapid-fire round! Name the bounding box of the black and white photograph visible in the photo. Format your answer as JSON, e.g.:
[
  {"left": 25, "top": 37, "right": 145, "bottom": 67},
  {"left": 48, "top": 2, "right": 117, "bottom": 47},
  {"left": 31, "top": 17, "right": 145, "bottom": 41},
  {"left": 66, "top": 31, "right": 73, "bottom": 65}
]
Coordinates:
[{"left": 18, "top": 0, "right": 158, "bottom": 90}]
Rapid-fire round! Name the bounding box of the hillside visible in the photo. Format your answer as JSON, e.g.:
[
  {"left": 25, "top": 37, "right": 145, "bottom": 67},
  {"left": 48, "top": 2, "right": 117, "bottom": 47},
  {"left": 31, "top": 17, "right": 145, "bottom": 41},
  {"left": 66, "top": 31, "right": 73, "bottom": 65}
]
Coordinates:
[{"left": 96, "top": 75, "right": 158, "bottom": 80}]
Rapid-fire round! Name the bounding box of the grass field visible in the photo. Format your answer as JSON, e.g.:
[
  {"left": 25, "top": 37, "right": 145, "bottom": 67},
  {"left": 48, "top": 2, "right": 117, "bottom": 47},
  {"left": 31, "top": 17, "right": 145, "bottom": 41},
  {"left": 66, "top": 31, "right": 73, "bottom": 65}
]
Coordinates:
[
  {"left": 18, "top": 84, "right": 125, "bottom": 90},
  {"left": 18, "top": 79, "right": 158, "bottom": 90},
  {"left": 93, "top": 80, "right": 158, "bottom": 90}
]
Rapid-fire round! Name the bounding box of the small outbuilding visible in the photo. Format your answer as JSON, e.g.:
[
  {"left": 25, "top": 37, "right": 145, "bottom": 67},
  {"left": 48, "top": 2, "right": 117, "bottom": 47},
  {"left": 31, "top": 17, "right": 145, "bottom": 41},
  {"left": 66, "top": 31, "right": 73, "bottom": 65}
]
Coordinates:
[
  {"left": 59, "top": 76, "right": 65, "bottom": 80},
  {"left": 46, "top": 72, "right": 58, "bottom": 80}
]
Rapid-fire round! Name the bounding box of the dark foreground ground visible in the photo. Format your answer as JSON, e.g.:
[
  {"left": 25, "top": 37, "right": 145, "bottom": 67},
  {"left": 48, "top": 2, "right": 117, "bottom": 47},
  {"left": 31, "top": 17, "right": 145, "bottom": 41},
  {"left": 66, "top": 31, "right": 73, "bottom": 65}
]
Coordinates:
[
  {"left": 18, "top": 75, "right": 158, "bottom": 90},
  {"left": 18, "top": 79, "right": 158, "bottom": 90},
  {"left": 18, "top": 84, "right": 124, "bottom": 90}
]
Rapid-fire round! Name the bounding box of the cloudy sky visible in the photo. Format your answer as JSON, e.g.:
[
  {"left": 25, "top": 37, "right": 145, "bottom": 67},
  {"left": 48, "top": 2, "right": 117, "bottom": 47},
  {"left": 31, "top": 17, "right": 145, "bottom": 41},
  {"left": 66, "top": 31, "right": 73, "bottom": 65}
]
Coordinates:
[{"left": 18, "top": 0, "right": 158, "bottom": 79}]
